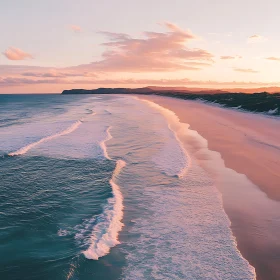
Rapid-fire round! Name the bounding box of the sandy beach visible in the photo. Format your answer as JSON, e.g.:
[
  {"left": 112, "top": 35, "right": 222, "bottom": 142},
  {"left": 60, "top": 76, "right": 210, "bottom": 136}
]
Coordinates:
[{"left": 139, "top": 95, "right": 280, "bottom": 280}]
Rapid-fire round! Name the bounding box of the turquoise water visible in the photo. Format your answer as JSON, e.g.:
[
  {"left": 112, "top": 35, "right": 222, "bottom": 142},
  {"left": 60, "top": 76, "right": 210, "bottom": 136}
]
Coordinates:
[{"left": 0, "top": 94, "right": 255, "bottom": 279}]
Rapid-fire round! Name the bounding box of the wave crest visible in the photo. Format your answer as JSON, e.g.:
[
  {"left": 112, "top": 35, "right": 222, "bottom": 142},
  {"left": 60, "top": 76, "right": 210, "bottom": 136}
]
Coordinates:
[
  {"left": 8, "top": 120, "right": 82, "bottom": 156},
  {"left": 83, "top": 159, "right": 126, "bottom": 260},
  {"left": 100, "top": 126, "right": 113, "bottom": 160}
]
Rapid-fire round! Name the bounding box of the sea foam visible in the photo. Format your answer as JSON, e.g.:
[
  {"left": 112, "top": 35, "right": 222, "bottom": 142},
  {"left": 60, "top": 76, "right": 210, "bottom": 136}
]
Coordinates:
[
  {"left": 83, "top": 159, "right": 126, "bottom": 260},
  {"left": 135, "top": 97, "right": 191, "bottom": 178},
  {"left": 82, "top": 126, "right": 125, "bottom": 260},
  {"left": 8, "top": 120, "right": 82, "bottom": 156},
  {"left": 129, "top": 96, "right": 256, "bottom": 280},
  {"left": 100, "top": 126, "right": 113, "bottom": 160}
]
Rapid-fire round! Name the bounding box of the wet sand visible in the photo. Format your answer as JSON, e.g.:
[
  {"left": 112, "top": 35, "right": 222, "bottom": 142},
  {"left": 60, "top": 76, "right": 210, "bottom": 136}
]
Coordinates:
[{"left": 139, "top": 95, "right": 280, "bottom": 280}]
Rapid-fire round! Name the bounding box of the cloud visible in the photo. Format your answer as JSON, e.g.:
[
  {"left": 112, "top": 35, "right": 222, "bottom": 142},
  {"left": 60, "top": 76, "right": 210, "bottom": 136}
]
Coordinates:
[
  {"left": 0, "top": 77, "right": 64, "bottom": 86},
  {"left": 266, "top": 57, "right": 280, "bottom": 61},
  {"left": 3, "top": 47, "right": 33, "bottom": 60},
  {"left": 0, "top": 65, "right": 97, "bottom": 78},
  {"left": 234, "top": 68, "right": 259, "bottom": 73},
  {"left": 72, "top": 22, "right": 214, "bottom": 72},
  {"left": 249, "top": 35, "right": 260, "bottom": 39},
  {"left": 70, "top": 25, "right": 82, "bottom": 32},
  {"left": 77, "top": 78, "right": 268, "bottom": 87},
  {"left": 0, "top": 65, "right": 45, "bottom": 75},
  {"left": 2, "top": 76, "right": 275, "bottom": 88},
  {"left": 21, "top": 70, "right": 97, "bottom": 78},
  {"left": 220, "top": 55, "right": 242, "bottom": 60},
  {"left": 220, "top": 56, "right": 235, "bottom": 60},
  {"left": 247, "top": 35, "right": 267, "bottom": 43}
]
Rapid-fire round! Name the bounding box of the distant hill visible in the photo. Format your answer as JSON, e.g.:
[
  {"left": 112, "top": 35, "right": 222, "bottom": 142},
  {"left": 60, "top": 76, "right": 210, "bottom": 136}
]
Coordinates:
[
  {"left": 221, "top": 87, "right": 280, "bottom": 94},
  {"left": 61, "top": 87, "right": 280, "bottom": 116},
  {"left": 62, "top": 87, "right": 155, "bottom": 95},
  {"left": 62, "top": 86, "right": 280, "bottom": 96},
  {"left": 147, "top": 86, "right": 229, "bottom": 94},
  {"left": 61, "top": 87, "right": 229, "bottom": 95},
  {"left": 148, "top": 86, "right": 280, "bottom": 94}
]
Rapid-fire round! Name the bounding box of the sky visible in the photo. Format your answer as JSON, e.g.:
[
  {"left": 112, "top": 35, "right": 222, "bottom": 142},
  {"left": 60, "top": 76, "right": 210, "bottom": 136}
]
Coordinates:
[{"left": 1, "top": 0, "right": 280, "bottom": 93}]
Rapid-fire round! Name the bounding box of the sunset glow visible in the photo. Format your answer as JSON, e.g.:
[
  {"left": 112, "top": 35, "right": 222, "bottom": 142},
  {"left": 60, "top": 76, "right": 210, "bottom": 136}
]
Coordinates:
[
  {"left": 1, "top": 0, "right": 280, "bottom": 93},
  {"left": 1, "top": 2, "right": 280, "bottom": 280}
]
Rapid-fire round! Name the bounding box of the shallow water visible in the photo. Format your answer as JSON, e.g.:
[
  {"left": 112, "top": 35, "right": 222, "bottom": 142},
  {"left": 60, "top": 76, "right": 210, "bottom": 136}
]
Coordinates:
[{"left": 0, "top": 94, "right": 255, "bottom": 279}]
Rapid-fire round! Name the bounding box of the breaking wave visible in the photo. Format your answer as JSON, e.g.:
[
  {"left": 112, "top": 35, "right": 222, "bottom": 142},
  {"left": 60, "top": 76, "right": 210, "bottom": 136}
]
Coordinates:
[
  {"left": 82, "top": 159, "right": 126, "bottom": 260},
  {"left": 100, "top": 126, "right": 113, "bottom": 160},
  {"left": 8, "top": 120, "right": 82, "bottom": 156},
  {"left": 136, "top": 97, "right": 191, "bottom": 178},
  {"left": 81, "top": 126, "right": 126, "bottom": 260}
]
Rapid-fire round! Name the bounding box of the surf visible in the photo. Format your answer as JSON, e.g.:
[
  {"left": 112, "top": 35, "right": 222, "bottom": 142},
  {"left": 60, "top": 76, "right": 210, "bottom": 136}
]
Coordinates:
[
  {"left": 82, "top": 161, "right": 126, "bottom": 260},
  {"left": 83, "top": 126, "right": 126, "bottom": 260},
  {"left": 100, "top": 126, "right": 113, "bottom": 160},
  {"left": 135, "top": 97, "right": 191, "bottom": 178},
  {"left": 8, "top": 120, "right": 83, "bottom": 156},
  {"left": 134, "top": 96, "right": 256, "bottom": 279}
]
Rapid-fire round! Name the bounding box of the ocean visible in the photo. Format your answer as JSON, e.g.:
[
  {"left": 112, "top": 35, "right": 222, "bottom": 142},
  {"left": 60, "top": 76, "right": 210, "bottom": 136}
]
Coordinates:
[{"left": 0, "top": 94, "right": 256, "bottom": 279}]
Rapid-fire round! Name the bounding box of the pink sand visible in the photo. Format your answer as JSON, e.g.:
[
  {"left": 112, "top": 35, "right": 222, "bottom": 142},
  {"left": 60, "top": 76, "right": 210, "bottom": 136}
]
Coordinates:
[{"left": 139, "top": 95, "right": 280, "bottom": 280}]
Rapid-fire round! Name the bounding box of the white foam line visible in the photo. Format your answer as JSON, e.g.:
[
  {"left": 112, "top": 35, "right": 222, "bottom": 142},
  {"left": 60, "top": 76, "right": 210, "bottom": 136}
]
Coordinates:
[
  {"left": 8, "top": 120, "right": 82, "bottom": 156},
  {"left": 100, "top": 126, "right": 113, "bottom": 160},
  {"left": 135, "top": 96, "right": 256, "bottom": 279},
  {"left": 135, "top": 97, "right": 191, "bottom": 178},
  {"left": 82, "top": 124, "right": 126, "bottom": 260},
  {"left": 83, "top": 159, "right": 126, "bottom": 260}
]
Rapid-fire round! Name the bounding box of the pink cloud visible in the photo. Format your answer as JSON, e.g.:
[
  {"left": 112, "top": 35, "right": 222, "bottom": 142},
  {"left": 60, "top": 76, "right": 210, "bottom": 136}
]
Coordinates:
[
  {"left": 0, "top": 65, "right": 44, "bottom": 75},
  {"left": 2, "top": 76, "right": 276, "bottom": 88},
  {"left": 266, "top": 57, "right": 280, "bottom": 61},
  {"left": 21, "top": 70, "right": 97, "bottom": 78},
  {"left": 73, "top": 22, "right": 214, "bottom": 72},
  {"left": 220, "top": 56, "right": 235, "bottom": 60},
  {"left": 70, "top": 25, "right": 82, "bottom": 32},
  {"left": 220, "top": 55, "right": 242, "bottom": 60},
  {"left": 234, "top": 68, "right": 259, "bottom": 73},
  {"left": 0, "top": 77, "right": 64, "bottom": 86},
  {"left": 3, "top": 47, "right": 33, "bottom": 60},
  {"left": 249, "top": 35, "right": 260, "bottom": 39},
  {"left": 0, "top": 65, "right": 97, "bottom": 79}
]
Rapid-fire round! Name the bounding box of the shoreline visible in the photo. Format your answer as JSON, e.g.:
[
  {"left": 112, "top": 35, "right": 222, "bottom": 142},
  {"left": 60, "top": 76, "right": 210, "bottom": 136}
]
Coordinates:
[{"left": 138, "top": 95, "right": 280, "bottom": 280}]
